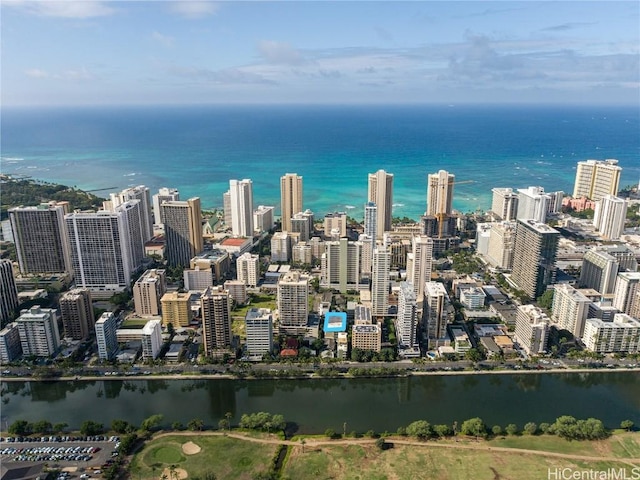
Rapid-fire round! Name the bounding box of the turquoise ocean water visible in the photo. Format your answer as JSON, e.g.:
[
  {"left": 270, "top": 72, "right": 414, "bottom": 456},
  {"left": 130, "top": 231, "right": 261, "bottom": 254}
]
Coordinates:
[{"left": 1, "top": 104, "right": 638, "bottom": 220}]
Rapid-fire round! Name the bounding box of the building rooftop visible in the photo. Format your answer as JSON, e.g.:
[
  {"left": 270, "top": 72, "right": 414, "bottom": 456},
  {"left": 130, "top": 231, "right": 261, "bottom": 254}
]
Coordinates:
[
  {"left": 353, "top": 324, "right": 380, "bottom": 334},
  {"left": 221, "top": 237, "right": 250, "bottom": 247},
  {"left": 324, "top": 312, "right": 347, "bottom": 333}
]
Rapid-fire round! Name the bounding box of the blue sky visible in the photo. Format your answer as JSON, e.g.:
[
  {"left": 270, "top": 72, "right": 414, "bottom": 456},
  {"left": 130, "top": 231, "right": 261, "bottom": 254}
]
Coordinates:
[{"left": 2, "top": 1, "right": 638, "bottom": 106}]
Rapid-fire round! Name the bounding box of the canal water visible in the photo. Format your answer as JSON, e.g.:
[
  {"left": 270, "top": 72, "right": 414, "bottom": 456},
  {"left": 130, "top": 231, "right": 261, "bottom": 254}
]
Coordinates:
[{"left": 1, "top": 372, "right": 638, "bottom": 433}]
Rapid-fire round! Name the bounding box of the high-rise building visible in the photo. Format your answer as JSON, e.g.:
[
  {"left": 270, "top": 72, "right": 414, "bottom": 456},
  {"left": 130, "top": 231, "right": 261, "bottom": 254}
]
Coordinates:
[
  {"left": 224, "top": 279, "right": 248, "bottom": 305},
  {"left": 397, "top": 282, "right": 418, "bottom": 348},
  {"left": 271, "top": 232, "right": 292, "bottom": 263},
  {"left": 292, "top": 242, "right": 313, "bottom": 265},
  {"left": 613, "top": 272, "right": 640, "bottom": 319},
  {"left": 475, "top": 223, "right": 492, "bottom": 257},
  {"left": 593, "top": 195, "right": 627, "bottom": 240},
  {"left": 423, "top": 281, "right": 450, "bottom": 348},
  {"left": 201, "top": 286, "right": 232, "bottom": 354},
  {"left": 485, "top": 221, "right": 517, "bottom": 270},
  {"left": 364, "top": 202, "right": 377, "bottom": 240},
  {"left": 427, "top": 170, "right": 455, "bottom": 217},
  {"left": 9, "top": 202, "right": 72, "bottom": 274},
  {"left": 229, "top": 179, "right": 254, "bottom": 237},
  {"left": 280, "top": 173, "right": 303, "bottom": 232},
  {"left": 253, "top": 205, "right": 275, "bottom": 233},
  {"left": 66, "top": 202, "right": 146, "bottom": 296},
  {"left": 141, "top": 319, "right": 163, "bottom": 360},
  {"left": 551, "top": 284, "right": 592, "bottom": 338},
  {"left": 183, "top": 267, "right": 213, "bottom": 291},
  {"left": 516, "top": 186, "right": 550, "bottom": 223},
  {"left": 59, "top": 288, "right": 94, "bottom": 340},
  {"left": 95, "top": 312, "right": 118, "bottom": 360},
  {"left": 406, "top": 235, "right": 433, "bottom": 300},
  {"left": 573, "top": 159, "right": 621, "bottom": 201},
  {"left": 491, "top": 188, "right": 519, "bottom": 221},
  {"left": 0, "top": 260, "right": 19, "bottom": 327},
  {"left": 0, "top": 322, "right": 23, "bottom": 363},
  {"left": 160, "top": 291, "right": 192, "bottom": 327},
  {"left": 368, "top": 170, "right": 393, "bottom": 238},
  {"left": 133, "top": 269, "right": 167, "bottom": 317},
  {"left": 321, "top": 238, "right": 362, "bottom": 293},
  {"left": 245, "top": 308, "right": 273, "bottom": 358},
  {"left": 109, "top": 185, "right": 154, "bottom": 242},
  {"left": 236, "top": 252, "right": 260, "bottom": 287},
  {"left": 371, "top": 246, "right": 390, "bottom": 317},
  {"left": 511, "top": 220, "right": 559, "bottom": 300},
  {"left": 582, "top": 314, "right": 640, "bottom": 354},
  {"left": 277, "top": 271, "right": 309, "bottom": 330},
  {"left": 580, "top": 249, "right": 620, "bottom": 295},
  {"left": 16, "top": 306, "right": 61, "bottom": 358},
  {"left": 152, "top": 187, "right": 180, "bottom": 225},
  {"left": 323, "top": 212, "right": 347, "bottom": 239},
  {"left": 358, "top": 234, "right": 374, "bottom": 278},
  {"left": 514, "top": 304, "right": 549, "bottom": 355},
  {"left": 223, "top": 191, "right": 232, "bottom": 227},
  {"left": 290, "top": 211, "right": 314, "bottom": 241},
  {"left": 162, "top": 198, "right": 203, "bottom": 267}
]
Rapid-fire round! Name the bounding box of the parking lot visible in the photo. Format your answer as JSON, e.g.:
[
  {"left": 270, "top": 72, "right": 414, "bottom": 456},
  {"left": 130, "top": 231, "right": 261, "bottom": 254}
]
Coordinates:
[{"left": 0, "top": 435, "right": 120, "bottom": 477}]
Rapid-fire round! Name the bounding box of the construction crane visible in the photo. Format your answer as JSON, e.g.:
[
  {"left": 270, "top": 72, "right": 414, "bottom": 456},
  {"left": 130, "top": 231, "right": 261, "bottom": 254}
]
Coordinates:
[{"left": 435, "top": 178, "right": 476, "bottom": 238}]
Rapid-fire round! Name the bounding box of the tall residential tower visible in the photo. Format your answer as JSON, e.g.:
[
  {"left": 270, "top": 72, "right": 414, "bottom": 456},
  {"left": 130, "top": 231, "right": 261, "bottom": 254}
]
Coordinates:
[{"left": 280, "top": 173, "right": 303, "bottom": 232}]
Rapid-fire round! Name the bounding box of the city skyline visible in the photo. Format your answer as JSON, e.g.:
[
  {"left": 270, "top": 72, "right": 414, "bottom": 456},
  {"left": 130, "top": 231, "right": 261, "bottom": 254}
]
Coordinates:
[{"left": 1, "top": 1, "right": 638, "bottom": 107}]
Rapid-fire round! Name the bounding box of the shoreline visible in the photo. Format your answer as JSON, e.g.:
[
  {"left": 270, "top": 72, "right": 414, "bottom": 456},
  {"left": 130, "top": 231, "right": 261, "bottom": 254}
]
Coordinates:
[{"left": 2, "top": 366, "right": 639, "bottom": 383}]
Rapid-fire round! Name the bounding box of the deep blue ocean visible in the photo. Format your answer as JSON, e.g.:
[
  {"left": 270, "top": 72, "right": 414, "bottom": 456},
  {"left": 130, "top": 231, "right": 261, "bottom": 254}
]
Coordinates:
[{"left": 1, "top": 104, "right": 638, "bottom": 220}]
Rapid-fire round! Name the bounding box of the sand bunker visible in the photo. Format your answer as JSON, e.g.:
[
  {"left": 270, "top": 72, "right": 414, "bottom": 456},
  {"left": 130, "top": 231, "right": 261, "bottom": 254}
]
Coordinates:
[
  {"left": 162, "top": 467, "right": 188, "bottom": 479},
  {"left": 182, "top": 441, "right": 201, "bottom": 455}
]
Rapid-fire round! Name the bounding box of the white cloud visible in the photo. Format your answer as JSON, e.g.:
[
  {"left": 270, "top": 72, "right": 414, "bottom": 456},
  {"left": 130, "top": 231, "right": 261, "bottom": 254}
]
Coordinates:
[
  {"left": 168, "top": 65, "right": 276, "bottom": 85},
  {"left": 169, "top": 1, "right": 219, "bottom": 19},
  {"left": 257, "top": 40, "right": 306, "bottom": 65},
  {"left": 24, "top": 67, "right": 95, "bottom": 81},
  {"left": 25, "top": 68, "right": 49, "bottom": 78},
  {"left": 61, "top": 67, "right": 95, "bottom": 81},
  {"left": 4, "top": 0, "right": 116, "bottom": 18},
  {"left": 152, "top": 31, "right": 175, "bottom": 48}
]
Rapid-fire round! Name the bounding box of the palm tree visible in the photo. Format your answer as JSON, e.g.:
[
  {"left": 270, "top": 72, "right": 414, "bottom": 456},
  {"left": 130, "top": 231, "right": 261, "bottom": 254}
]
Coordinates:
[{"left": 225, "top": 411, "right": 233, "bottom": 431}]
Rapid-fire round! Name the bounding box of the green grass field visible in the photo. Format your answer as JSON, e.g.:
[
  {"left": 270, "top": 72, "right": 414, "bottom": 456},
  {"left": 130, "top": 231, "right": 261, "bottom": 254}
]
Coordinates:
[
  {"left": 130, "top": 432, "right": 640, "bottom": 480},
  {"left": 231, "top": 294, "right": 277, "bottom": 339},
  {"left": 283, "top": 440, "right": 639, "bottom": 480},
  {"left": 129, "top": 435, "right": 277, "bottom": 480}
]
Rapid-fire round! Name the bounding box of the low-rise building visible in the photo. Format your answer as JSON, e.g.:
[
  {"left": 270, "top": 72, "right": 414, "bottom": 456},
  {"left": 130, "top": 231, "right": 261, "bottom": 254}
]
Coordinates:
[
  {"left": 351, "top": 323, "right": 381, "bottom": 352},
  {"left": 161, "top": 291, "right": 193, "bottom": 328},
  {"left": 459, "top": 286, "right": 487, "bottom": 309},
  {"left": 582, "top": 314, "right": 640, "bottom": 353}
]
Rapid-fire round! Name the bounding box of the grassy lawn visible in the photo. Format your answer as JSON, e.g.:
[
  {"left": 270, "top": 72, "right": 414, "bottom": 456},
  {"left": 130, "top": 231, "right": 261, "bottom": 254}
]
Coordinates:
[
  {"left": 129, "top": 435, "right": 277, "bottom": 480},
  {"left": 231, "top": 294, "right": 277, "bottom": 340},
  {"left": 282, "top": 442, "right": 638, "bottom": 480},
  {"left": 609, "top": 432, "right": 640, "bottom": 459},
  {"left": 488, "top": 431, "right": 640, "bottom": 459}
]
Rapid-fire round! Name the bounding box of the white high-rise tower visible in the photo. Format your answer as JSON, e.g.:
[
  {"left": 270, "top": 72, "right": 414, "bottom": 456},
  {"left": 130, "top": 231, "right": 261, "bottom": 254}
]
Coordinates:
[{"left": 229, "top": 179, "right": 254, "bottom": 237}]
